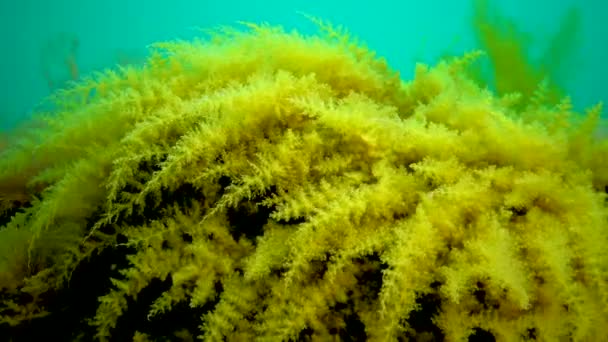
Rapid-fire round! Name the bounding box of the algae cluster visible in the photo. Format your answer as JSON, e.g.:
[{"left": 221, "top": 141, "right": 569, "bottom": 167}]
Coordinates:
[
  {"left": 471, "top": 0, "right": 582, "bottom": 107},
  {"left": 0, "top": 15, "right": 607, "bottom": 342}
]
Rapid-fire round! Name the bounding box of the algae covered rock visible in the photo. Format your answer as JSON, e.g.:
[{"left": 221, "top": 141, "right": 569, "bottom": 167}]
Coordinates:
[{"left": 0, "top": 20, "right": 607, "bottom": 341}]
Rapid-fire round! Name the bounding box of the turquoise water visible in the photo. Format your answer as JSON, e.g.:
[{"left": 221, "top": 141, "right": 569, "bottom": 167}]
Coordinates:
[{"left": 1, "top": 0, "right": 606, "bottom": 130}]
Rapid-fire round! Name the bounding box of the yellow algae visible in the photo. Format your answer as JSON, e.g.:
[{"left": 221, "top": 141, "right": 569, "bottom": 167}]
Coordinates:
[{"left": 0, "top": 19, "right": 606, "bottom": 341}]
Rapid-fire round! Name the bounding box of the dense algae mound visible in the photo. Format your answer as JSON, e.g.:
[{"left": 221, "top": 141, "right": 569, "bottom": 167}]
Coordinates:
[{"left": 0, "top": 20, "right": 607, "bottom": 341}]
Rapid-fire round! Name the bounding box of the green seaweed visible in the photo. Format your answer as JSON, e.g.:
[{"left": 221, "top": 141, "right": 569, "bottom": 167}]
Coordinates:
[{"left": 470, "top": 0, "right": 582, "bottom": 108}]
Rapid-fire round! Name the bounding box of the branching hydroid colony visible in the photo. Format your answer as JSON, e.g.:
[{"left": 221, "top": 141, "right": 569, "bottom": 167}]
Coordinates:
[{"left": 0, "top": 20, "right": 607, "bottom": 341}]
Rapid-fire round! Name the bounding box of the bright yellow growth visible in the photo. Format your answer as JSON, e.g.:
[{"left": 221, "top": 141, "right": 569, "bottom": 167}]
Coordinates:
[{"left": 0, "top": 19, "right": 607, "bottom": 341}]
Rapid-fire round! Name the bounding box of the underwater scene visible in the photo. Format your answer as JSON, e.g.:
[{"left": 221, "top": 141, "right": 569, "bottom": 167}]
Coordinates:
[{"left": 0, "top": 0, "right": 607, "bottom": 340}]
